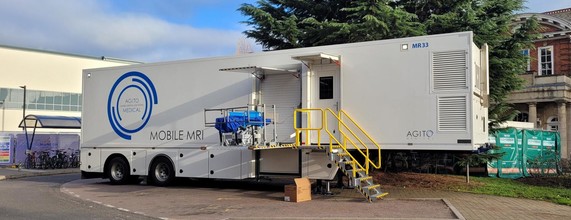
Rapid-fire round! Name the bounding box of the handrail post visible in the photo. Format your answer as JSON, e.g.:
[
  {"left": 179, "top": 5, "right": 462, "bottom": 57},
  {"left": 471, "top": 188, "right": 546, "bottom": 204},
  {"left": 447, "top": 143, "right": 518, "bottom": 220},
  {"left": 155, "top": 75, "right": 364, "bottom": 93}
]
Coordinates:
[
  {"left": 317, "top": 109, "right": 331, "bottom": 146},
  {"left": 306, "top": 111, "right": 311, "bottom": 146},
  {"left": 366, "top": 150, "right": 369, "bottom": 174},
  {"left": 294, "top": 109, "right": 299, "bottom": 146}
]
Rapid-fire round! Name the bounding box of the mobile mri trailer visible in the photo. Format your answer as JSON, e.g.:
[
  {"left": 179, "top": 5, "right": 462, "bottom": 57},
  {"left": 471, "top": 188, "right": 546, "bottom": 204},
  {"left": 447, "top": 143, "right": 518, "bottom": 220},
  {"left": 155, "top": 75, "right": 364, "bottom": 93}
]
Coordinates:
[{"left": 80, "top": 31, "right": 489, "bottom": 202}]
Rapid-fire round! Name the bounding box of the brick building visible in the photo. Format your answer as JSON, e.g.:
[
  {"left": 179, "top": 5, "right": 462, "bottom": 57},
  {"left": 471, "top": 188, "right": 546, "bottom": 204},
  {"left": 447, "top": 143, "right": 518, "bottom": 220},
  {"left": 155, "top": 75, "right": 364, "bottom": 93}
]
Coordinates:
[{"left": 509, "top": 8, "right": 571, "bottom": 159}]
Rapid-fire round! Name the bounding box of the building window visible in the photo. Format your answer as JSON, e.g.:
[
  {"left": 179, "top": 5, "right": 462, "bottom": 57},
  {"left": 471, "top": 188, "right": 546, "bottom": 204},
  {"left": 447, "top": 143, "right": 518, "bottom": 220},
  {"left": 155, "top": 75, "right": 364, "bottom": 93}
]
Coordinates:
[
  {"left": 538, "top": 46, "right": 554, "bottom": 75},
  {"left": 521, "top": 49, "right": 530, "bottom": 72},
  {"left": 319, "top": 76, "right": 333, "bottom": 99},
  {"left": 547, "top": 116, "right": 558, "bottom": 131},
  {"left": 514, "top": 112, "right": 529, "bottom": 122},
  {"left": 0, "top": 87, "right": 82, "bottom": 112}
]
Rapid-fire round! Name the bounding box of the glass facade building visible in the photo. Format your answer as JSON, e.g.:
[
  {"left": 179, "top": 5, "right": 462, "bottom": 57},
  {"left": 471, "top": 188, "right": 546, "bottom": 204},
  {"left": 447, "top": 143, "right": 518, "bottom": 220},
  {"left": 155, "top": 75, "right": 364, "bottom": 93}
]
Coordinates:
[{"left": 0, "top": 88, "right": 82, "bottom": 112}]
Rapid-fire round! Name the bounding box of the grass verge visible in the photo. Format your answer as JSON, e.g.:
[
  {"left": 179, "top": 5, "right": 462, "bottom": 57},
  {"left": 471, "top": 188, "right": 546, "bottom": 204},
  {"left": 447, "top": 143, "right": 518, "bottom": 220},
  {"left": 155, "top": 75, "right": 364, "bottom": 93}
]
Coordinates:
[{"left": 455, "top": 176, "right": 571, "bottom": 206}]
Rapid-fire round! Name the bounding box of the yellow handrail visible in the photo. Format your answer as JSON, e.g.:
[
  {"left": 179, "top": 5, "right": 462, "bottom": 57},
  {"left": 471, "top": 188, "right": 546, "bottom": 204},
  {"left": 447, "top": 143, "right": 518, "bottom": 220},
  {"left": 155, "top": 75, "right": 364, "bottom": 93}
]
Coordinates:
[
  {"left": 323, "top": 109, "right": 380, "bottom": 173},
  {"left": 339, "top": 110, "right": 382, "bottom": 169},
  {"left": 293, "top": 108, "right": 382, "bottom": 175},
  {"left": 293, "top": 109, "right": 324, "bottom": 147}
]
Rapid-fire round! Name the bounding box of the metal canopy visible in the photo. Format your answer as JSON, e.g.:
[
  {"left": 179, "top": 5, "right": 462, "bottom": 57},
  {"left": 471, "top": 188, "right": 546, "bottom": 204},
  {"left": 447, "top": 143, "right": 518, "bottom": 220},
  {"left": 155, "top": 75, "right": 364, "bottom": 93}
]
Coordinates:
[
  {"left": 219, "top": 64, "right": 300, "bottom": 79},
  {"left": 19, "top": 115, "right": 81, "bottom": 129},
  {"left": 18, "top": 115, "right": 81, "bottom": 151},
  {"left": 291, "top": 53, "right": 340, "bottom": 63},
  {"left": 219, "top": 64, "right": 300, "bottom": 75},
  {"left": 219, "top": 66, "right": 258, "bottom": 73}
]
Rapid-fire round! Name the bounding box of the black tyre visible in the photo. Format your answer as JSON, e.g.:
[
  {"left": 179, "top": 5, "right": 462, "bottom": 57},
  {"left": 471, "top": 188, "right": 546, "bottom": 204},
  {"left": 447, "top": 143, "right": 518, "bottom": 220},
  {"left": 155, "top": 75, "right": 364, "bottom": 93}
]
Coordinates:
[
  {"left": 149, "top": 157, "right": 175, "bottom": 187},
  {"left": 107, "top": 157, "right": 131, "bottom": 185}
]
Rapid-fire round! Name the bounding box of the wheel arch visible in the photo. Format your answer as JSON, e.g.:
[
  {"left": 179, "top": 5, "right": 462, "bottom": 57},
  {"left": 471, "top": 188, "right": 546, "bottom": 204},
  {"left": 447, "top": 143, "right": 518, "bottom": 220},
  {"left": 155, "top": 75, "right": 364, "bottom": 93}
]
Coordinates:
[
  {"left": 103, "top": 153, "right": 131, "bottom": 178},
  {"left": 148, "top": 154, "right": 175, "bottom": 175}
]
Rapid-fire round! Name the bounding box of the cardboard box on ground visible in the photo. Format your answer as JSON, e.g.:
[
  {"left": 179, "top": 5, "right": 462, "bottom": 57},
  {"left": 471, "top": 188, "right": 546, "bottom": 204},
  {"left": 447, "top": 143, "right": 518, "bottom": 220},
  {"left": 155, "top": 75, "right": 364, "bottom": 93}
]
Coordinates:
[{"left": 284, "top": 178, "right": 311, "bottom": 202}]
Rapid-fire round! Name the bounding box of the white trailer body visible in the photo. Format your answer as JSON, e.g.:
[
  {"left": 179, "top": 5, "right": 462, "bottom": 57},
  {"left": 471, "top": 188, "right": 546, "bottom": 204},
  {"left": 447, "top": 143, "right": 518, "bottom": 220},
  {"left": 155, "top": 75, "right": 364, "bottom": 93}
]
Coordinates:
[{"left": 81, "top": 31, "right": 488, "bottom": 182}]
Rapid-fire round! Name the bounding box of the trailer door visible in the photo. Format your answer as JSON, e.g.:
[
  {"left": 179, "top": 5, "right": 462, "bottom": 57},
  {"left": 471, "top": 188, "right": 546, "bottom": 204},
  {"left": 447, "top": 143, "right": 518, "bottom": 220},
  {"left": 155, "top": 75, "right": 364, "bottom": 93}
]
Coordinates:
[
  {"left": 311, "top": 62, "right": 341, "bottom": 144},
  {"left": 260, "top": 73, "right": 300, "bottom": 143}
]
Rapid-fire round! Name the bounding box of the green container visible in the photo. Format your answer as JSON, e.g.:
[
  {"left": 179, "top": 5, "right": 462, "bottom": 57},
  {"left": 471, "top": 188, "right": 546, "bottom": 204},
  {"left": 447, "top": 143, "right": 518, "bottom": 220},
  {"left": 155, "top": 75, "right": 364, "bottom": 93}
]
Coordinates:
[
  {"left": 488, "top": 128, "right": 561, "bottom": 178},
  {"left": 541, "top": 131, "right": 560, "bottom": 175},
  {"left": 523, "top": 130, "right": 543, "bottom": 177},
  {"left": 487, "top": 133, "right": 499, "bottom": 177},
  {"left": 496, "top": 128, "right": 523, "bottom": 178}
]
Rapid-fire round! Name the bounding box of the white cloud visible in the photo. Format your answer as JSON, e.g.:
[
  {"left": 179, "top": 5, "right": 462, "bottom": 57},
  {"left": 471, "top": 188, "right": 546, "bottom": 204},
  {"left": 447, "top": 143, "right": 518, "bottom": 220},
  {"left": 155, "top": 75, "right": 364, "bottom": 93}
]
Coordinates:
[
  {"left": 0, "top": 0, "right": 246, "bottom": 62},
  {"left": 523, "top": 0, "right": 571, "bottom": 13}
]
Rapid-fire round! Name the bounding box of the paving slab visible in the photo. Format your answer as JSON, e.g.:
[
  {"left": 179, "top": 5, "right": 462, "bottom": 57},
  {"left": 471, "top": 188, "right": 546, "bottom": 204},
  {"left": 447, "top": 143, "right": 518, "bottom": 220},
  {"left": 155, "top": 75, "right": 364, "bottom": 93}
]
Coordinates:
[
  {"left": 4, "top": 167, "right": 571, "bottom": 220},
  {"left": 62, "top": 178, "right": 462, "bottom": 220},
  {"left": 0, "top": 167, "right": 79, "bottom": 180}
]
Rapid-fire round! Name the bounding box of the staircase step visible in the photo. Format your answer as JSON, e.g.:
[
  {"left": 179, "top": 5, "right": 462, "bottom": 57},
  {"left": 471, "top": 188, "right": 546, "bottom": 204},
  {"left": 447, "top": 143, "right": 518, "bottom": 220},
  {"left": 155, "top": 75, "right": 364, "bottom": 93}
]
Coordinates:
[
  {"left": 357, "top": 176, "right": 373, "bottom": 182},
  {"left": 362, "top": 184, "right": 381, "bottom": 191},
  {"left": 370, "top": 192, "right": 389, "bottom": 201},
  {"left": 346, "top": 169, "right": 366, "bottom": 174},
  {"left": 337, "top": 160, "right": 355, "bottom": 166},
  {"left": 337, "top": 152, "right": 351, "bottom": 157}
]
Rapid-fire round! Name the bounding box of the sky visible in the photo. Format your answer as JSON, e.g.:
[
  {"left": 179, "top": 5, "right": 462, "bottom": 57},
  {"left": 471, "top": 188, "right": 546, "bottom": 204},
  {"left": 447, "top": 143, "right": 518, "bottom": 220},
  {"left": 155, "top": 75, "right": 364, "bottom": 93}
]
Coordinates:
[{"left": 0, "top": 0, "right": 569, "bottom": 63}]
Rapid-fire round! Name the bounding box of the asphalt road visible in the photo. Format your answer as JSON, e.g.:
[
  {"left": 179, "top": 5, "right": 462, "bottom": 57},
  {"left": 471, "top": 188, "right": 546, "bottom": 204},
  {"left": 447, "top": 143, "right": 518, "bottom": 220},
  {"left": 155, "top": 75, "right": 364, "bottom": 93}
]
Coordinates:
[{"left": 0, "top": 173, "right": 157, "bottom": 220}]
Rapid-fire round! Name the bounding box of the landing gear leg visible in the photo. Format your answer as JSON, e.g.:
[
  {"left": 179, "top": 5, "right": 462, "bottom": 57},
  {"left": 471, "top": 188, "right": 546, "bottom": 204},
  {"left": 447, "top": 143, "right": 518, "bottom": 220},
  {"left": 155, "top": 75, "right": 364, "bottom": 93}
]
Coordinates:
[{"left": 324, "top": 181, "right": 333, "bottom": 195}]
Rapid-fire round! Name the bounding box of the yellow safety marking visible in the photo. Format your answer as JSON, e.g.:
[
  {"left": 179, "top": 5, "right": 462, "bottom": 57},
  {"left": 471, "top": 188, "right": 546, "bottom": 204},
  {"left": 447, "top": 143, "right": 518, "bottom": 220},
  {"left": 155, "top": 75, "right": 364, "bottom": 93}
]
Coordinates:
[
  {"left": 376, "top": 192, "right": 389, "bottom": 199},
  {"left": 367, "top": 184, "right": 381, "bottom": 190},
  {"left": 359, "top": 176, "right": 372, "bottom": 181}
]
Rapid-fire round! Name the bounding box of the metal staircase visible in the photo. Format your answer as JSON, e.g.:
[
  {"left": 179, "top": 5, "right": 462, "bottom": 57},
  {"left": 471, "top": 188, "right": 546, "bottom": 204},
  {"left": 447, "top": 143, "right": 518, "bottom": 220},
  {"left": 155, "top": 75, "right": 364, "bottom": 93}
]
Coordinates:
[
  {"left": 333, "top": 147, "right": 389, "bottom": 202},
  {"left": 294, "top": 108, "right": 388, "bottom": 202}
]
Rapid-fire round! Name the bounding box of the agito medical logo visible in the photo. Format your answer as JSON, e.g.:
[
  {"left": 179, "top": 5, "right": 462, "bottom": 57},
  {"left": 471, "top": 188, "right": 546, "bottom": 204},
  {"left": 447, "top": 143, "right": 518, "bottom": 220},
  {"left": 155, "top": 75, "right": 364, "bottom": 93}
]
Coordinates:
[{"left": 107, "top": 71, "right": 158, "bottom": 140}]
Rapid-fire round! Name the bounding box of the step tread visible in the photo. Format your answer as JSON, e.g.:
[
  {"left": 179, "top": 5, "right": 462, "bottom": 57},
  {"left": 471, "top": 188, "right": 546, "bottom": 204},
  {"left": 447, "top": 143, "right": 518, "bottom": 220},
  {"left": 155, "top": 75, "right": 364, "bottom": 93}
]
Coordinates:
[
  {"left": 371, "top": 192, "right": 389, "bottom": 200},
  {"left": 346, "top": 169, "right": 366, "bottom": 173},
  {"left": 357, "top": 176, "right": 373, "bottom": 181},
  {"left": 362, "top": 184, "right": 381, "bottom": 190}
]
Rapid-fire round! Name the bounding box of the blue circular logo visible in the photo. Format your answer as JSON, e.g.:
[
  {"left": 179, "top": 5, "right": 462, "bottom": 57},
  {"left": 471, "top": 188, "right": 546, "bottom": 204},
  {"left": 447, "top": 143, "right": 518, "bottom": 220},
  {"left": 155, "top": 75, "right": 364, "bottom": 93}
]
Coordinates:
[{"left": 107, "top": 71, "right": 158, "bottom": 140}]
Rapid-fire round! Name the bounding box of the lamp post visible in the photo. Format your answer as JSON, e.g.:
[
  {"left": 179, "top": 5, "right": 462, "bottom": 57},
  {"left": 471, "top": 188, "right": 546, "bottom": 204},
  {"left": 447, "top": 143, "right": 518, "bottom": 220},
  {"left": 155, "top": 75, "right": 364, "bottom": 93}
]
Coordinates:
[
  {"left": 19, "top": 85, "right": 29, "bottom": 152},
  {"left": 0, "top": 100, "right": 4, "bottom": 132},
  {"left": 19, "top": 85, "right": 26, "bottom": 120}
]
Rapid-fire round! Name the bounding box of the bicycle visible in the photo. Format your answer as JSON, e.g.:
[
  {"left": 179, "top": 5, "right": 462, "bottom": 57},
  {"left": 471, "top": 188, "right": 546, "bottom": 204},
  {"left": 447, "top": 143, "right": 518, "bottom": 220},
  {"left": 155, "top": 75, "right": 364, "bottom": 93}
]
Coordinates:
[
  {"left": 68, "top": 149, "right": 80, "bottom": 168},
  {"left": 24, "top": 150, "right": 37, "bottom": 169},
  {"left": 37, "top": 151, "right": 51, "bottom": 169}
]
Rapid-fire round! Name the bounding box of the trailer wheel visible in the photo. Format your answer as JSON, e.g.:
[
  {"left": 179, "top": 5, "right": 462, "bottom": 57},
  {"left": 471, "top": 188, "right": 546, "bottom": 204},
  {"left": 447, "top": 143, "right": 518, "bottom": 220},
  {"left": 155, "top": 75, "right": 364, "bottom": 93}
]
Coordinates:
[
  {"left": 149, "top": 157, "right": 174, "bottom": 186},
  {"left": 107, "top": 157, "right": 131, "bottom": 185}
]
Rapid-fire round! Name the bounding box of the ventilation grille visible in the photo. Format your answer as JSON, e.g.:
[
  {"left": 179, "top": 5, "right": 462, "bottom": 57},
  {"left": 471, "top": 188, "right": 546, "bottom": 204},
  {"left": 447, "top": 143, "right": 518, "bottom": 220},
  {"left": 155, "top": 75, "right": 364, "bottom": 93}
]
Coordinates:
[
  {"left": 438, "top": 96, "right": 467, "bottom": 131},
  {"left": 432, "top": 50, "right": 467, "bottom": 91}
]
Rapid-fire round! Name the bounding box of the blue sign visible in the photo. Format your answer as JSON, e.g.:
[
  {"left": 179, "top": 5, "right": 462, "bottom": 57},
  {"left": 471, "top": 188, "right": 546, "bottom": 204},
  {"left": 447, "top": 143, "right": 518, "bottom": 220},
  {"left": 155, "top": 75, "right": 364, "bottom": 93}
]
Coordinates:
[
  {"left": 107, "top": 72, "right": 158, "bottom": 140},
  {"left": 412, "top": 42, "right": 429, "bottom": 49},
  {"left": 0, "top": 135, "right": 11, "bottom": 163}
]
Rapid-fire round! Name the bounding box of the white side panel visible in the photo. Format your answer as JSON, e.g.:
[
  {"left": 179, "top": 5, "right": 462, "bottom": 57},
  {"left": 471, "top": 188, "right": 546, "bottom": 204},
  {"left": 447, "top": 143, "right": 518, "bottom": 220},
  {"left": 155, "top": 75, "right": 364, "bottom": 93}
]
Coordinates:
[
  {"left": 177, "top": 148, "right": 209, "bottom": 178},
  {"left": 241, "top": 150, "right": 255, "bottom": 178},
  {"left": 80, "top": 148, "right": 101, "bottom": 172},
  {"left": 81, "top": 61, "right": 252, "bottom": 150},
  {"left": 208, "top": 148, "right": 242, "bottom": 179},
  {"left": 260, "top": 73, "right": 300, "bottom": 143},
  {"left": 130, "top": 150, "right": 147, "bottom": 175},
  {"left": 340, "top": 32, "right": 476, "bottom": 150},
  {"left": 302, "top": 149, "right": 337, "bottom": 180},
  {"left": 260, "top": 149, "right": 299, "bottom": 174}
]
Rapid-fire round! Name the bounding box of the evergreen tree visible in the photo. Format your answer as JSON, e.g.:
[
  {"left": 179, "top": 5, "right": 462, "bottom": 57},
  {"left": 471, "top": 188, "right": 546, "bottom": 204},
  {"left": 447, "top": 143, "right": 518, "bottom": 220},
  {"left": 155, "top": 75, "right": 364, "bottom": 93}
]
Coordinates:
[
  {"left": 240, "top": 0, "right": 539, "bottom": 127},
  {"left": 239, "top": 0, "right": 422, "bottom": 50},
  {"left": 239, "top": 0, "right": 352, "bottom": 50}
]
